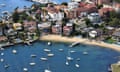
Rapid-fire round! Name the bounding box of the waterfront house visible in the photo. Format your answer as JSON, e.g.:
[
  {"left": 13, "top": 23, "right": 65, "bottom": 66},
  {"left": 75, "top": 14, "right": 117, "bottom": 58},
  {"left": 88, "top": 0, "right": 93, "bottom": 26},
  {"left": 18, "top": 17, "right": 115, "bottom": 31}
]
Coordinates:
[
  {"left": 37, "top": 22, "right": 51, "bottom": 35},
  {"left": 32, "top": 0, "right": 51, "bottom": 4},
  {"left": 87, "top": 12, "right": 101, "bottom": 25},
  {"left": 46, "top": 7, "right": 64, "bottom": 21},
  {"left": 89, "top": 30, "right": 97, "bottom": 38},
  {"left": 71, "top": 0, "right": 81, "bottom": 2},
  {"left": 23, "top": 20, "right": 37, "bottom": 33},
  {"left": 68, "top": 2, "right": 79, "bottom": 9},
  {"left": 0, "top": 36, "right": 7, "bottom": 43},
  {"left": 112, "top": 29, "right": 120, "bottom": 42},
  {"left": 13, "top": 23, "right": 23, "bottom": 31},
  {"left": 98, "top": 8, "right": 114, "bottom": 17},
  {"left": 63, "top": 23, "right": 73, "bottom": 36},
  {"left": 113, "top": 3, "right": 120, "bottom": 13},
  {"left": 74, "top": 18, "right": 87, "bottom": 32},
  {"left": 52, "top": 24, "right": 62, "bottom": 35}
]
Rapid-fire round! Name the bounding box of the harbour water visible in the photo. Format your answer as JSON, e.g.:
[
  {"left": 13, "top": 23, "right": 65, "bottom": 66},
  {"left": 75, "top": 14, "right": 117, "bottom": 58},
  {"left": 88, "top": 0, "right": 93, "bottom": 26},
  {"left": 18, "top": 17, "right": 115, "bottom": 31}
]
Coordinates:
[
  {"left": 0, "top": 41, "right": 120, "bottom": 72},
  {"left": 0, "top": 0, "right": 70, "bottom": 15},
  {"left": 0, "top": 0, "right": 120, "bottom": 72}
]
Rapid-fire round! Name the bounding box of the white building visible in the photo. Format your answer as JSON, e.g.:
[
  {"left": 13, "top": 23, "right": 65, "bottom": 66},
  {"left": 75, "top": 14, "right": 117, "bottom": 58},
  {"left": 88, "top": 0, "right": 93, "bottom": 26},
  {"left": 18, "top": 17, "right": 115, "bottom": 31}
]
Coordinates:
[
  {"left": 48, "top": 11, "right": 64, "bottom": 21},
  {"left": 68, "top": 2, "right": 79, "bottom": 9},
  {"left": 87, "top": 13, "right": 101, "bottom": 24},
  {"left": 32, "top": 0, "right": 50, "bottom": 4},
  {"left": 71, "top": 0, "right": 81, "bottom": 2}
]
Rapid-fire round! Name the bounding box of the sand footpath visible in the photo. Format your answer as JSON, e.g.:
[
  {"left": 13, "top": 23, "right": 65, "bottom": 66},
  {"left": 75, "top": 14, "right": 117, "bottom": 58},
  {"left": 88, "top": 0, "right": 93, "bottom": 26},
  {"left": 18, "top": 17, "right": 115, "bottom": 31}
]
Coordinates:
[{"left": 40, "top": 35, "right": 120, "bottom": 52}]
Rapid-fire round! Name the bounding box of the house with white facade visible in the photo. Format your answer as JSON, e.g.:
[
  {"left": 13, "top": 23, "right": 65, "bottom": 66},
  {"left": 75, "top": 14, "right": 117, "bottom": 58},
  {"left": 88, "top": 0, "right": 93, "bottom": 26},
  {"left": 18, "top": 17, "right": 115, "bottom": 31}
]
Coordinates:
[
  {"left": 32, "top": 0, "right": 50, "bottom": 4},
  {"left": 48, "top": 11, "right": 64, "bottom": 21},
  {"left": 68, "top": 2, "right": 79, "bottom": 9},
  {"left": 87, "top": 13, "right": 101, "bottom": 25}
]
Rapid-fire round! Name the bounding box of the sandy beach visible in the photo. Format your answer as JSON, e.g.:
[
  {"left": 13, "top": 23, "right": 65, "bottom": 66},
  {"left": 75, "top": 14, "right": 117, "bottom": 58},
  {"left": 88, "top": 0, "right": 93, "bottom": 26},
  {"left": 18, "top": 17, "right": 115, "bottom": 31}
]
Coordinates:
[{"left": 40, "top": 35, "right": 120, "bottom": 52}]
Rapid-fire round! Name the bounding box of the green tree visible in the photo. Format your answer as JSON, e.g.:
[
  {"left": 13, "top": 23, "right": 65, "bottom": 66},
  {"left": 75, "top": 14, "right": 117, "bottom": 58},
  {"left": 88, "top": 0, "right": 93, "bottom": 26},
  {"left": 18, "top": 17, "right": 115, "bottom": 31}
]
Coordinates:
[
  {"left": 61, "top": 2, "right": 68, "bottom": 6},
  {"left": 109, "top": 18, "right": 120, "bottom": 27},
  {"left": 84, "top": 18, "right": 92, "bottom": 27},
  {"left": 12, "top": 11, "right": 20, "bottom": 23}
]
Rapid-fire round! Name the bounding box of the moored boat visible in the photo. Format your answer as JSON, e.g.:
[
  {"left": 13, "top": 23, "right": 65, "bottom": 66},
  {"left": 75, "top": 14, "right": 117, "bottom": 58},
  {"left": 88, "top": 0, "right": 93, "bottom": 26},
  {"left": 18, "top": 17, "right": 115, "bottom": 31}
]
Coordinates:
[
  {"left": 29, "top": 62, "right": 36, "bottom": 66},
  {"left": 23, "top": 68, "right": 28, "bottom": 72},
  {"left": 40, "top": 57, "right": 48, "bottom": 61},
  {"left": 12, "top": 49, "right": 17, "bottom": 54},
  {"left": 75, "top": 64, "right": 80, "bottom": 68},
  {"left": 47, "top": 53, "right": 54, "bottom": 57}
]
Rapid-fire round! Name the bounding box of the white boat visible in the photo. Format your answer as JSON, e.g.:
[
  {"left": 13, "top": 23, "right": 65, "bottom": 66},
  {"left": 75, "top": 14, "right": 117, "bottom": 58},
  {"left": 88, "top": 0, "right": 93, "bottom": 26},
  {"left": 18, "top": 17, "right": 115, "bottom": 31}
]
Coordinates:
[
  {"left": 47, "top": 42, "right": 51, "bottom": 46},
  {"left": 83, "top": 51, "right": 88, "bottom": 55},
  {"left": 76, "top": 58, "right": 80, "bottom": 61},
  {"left": 40, "top": 57, "right": 48, "bottom": 61},
  {"left": 66, "top": 49, "right": 73, "bottom": 61},
  {"left": 1, "top": 52, "right": 4, "bottom": 56},
  {"left": 44, "top": 49, "right": 51, "bottom": 52},
  {"left": 12, "top": 50, "right": 17, "bottom": 54},
  {"left": 23, "top": 68, "right": 28, "bottom": 72},
  {"left": 67, "top": 56, "right": 73, "bottom": 61},
  {"left": 70, "top": 50, "right": 76, "bottom": 53},
  {"left": 29, "top": 62, "right": 36, "bottom": 66},
  {"left": 30, "top": 54, "right": 36, "bottom": 57},
  {"left": 75, "top": 64, "right": 80, "bottom": 68},
  {"left": 44, "top": 69, "right": 52, "bottom": 72},
  {"left": 47, "top": 53, "right": 54, "bottom": 57},
  {"left": 59, "top": 49, "right": 63, "bottom": 51},
  {"left": 0, "top": 58, "right": 4, "bottom": 62},
  {"left": 65, "top": 61, "right": 69, "bottom": 65}
]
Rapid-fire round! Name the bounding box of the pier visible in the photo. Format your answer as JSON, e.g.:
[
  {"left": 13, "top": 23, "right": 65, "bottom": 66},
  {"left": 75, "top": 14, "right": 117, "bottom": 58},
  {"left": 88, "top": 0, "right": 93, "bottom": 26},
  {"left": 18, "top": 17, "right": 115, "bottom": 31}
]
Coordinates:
[
  {"left": 69, "top": 42, "right": 80, "bottom": 47},
  {"left": 111, "top": 61, "right": 120, "bottom": 72}
]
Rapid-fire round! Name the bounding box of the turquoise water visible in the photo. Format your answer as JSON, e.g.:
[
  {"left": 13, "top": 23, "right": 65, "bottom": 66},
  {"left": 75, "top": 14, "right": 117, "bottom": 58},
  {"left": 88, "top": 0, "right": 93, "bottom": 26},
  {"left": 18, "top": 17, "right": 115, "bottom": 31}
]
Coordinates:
[{"left": 0, "top": 41, "right": 120, "bottom": 72}]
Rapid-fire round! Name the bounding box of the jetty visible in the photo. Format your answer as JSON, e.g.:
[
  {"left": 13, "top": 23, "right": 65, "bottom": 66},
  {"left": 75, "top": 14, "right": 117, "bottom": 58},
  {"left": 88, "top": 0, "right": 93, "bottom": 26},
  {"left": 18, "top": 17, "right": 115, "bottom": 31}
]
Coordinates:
[
  {"left": 111, "top": 61, "right": 120, "bottom": 72},
  {"left": 69, "top": 42, "right": 80, "bottom": 47}
]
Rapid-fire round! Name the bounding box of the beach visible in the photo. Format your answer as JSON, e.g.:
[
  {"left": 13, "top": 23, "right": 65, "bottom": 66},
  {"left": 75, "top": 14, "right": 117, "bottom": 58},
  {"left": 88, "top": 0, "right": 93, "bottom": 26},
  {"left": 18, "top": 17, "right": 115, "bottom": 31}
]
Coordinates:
[{"left": 40, "top": 35, "right": 120, "bottom": 52}]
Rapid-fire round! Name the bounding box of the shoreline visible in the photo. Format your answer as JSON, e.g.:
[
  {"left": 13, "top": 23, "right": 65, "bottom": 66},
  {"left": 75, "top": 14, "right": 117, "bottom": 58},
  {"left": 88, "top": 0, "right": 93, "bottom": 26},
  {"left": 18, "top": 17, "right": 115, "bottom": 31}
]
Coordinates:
[{"left": 40, "top": 35, "right": 120, "bottom": 52}]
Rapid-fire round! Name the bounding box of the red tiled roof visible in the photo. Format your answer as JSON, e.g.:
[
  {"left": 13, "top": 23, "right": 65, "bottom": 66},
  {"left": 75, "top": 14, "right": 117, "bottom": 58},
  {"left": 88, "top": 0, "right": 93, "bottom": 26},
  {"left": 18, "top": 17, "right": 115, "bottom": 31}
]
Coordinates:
[{"left": 0, "top": 36, "right": 7, "bottom": 41}]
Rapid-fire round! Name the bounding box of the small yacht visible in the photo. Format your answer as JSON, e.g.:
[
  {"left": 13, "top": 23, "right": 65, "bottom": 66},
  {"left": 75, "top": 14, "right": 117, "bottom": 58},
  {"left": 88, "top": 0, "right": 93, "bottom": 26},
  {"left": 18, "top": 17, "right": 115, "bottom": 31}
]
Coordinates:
[
  {"left": 12, "top": 49, "right": 17, "bottom": 54},
  {"left": 83, "top": 51, "right": 88, "bottom": 55},
  {"left": 47, "top": 42, "right": 51, "bottom": 46},
  {"left": 0, "top": 58, "right": 4, "bottom": 62},
  {"left": 29, "top": 62, "right": 36, "bottom": 66},
  {"left": 76, "top": 58, "right": 80, "bottom": 61},
  {"left": 75, "top": 64, "right": 80, "bottom": 68},
  {"left": 23, "top": 68, "right": 28, "bottom": 72},
  {"left": 1, "top": 52, "right": 4, "bottom": 56},
  {"left": 47, "top": 53, "right": 54, "bottom": 57},
  {"left": 70, "top": 50, "right": 76, "bottom": 53},
  {"left": 59, "top": 49, "right": 64, "bottom": 52},
  {"left": 44, "top": 69, "right": 52, "bottom": 72},
  {"left": 40, "top": 57, "right": 48, "bottom": 61},
  {"left": 4, "top": 64, "right": 10, "bottom": 68},
  {"left": 65, "top": 61, "right": 69, "bottom": 65},
  {"left": 67, "top": 56, "right": 73, "bottom": 61},
  {"left": 44, "top": 49, "right": 51, "bottom": 52},
  {"left": 30, "top": 54, "right": 36, "bottom": 57}
]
